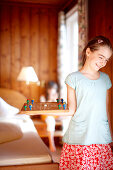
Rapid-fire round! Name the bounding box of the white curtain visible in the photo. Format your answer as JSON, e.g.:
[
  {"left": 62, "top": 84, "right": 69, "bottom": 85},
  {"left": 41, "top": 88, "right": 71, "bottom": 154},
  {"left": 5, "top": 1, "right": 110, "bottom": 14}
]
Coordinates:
[
  {"left": 57, "top": 1, "right": 88, "bottom": 100},
  {"left": 57, "top": 11, "right": 67, "bottom": 101}
]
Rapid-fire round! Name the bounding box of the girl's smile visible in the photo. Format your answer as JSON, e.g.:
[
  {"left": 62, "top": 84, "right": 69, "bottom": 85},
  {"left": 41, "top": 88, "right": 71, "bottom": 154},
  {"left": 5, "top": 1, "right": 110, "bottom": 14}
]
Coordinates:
[{"left": 86, "top": 46, "right": 111, "bottom": 71}]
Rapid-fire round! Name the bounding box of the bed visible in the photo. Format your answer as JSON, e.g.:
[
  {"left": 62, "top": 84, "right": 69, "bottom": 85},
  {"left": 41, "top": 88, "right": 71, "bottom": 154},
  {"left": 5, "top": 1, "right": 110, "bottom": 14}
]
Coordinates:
[{"left": 0, "top": 88, "right": 59, "bottom": 170}]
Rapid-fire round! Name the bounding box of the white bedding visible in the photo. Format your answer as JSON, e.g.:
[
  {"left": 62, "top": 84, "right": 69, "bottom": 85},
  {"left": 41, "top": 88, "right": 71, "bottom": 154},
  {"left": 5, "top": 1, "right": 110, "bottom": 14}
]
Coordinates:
[{"left": 0, "top": 116, "right": 52, "bottom": 166}]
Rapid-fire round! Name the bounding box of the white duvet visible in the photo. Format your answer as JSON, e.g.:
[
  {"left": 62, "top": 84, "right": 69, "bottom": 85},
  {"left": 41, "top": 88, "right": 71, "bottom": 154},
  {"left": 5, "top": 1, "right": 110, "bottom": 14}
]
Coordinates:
[{"left": 0, "top": 115, "right": 52, "bottom": 166}]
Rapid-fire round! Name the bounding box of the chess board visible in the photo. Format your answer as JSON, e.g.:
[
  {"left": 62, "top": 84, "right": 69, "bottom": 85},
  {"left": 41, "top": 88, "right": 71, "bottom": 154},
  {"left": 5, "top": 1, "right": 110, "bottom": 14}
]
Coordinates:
[{"left": 20, "top": 102, "right": 69, "bottom": 116}]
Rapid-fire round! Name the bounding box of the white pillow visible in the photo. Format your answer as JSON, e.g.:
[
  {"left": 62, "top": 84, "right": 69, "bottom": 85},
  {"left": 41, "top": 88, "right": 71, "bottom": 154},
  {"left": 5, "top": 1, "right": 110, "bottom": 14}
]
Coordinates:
[
  {"left": 0, "top": 122, "right": 23, "bottom": 144},
  {"left": 0, "top": 97, "right": 19, "bottom": 117}
]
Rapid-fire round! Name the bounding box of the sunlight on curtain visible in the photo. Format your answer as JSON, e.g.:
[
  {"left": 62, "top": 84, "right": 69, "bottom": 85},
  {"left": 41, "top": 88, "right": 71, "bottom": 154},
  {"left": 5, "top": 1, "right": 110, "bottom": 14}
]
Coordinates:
[
  {"left": 66, "top": 8, "right": 78, "bottom": 73},
  {"left": 57, "top": 0, "right": 88, "bottom": 100},
  {"left": 57, "top": 11, "right": 67, "bottom": 100}
]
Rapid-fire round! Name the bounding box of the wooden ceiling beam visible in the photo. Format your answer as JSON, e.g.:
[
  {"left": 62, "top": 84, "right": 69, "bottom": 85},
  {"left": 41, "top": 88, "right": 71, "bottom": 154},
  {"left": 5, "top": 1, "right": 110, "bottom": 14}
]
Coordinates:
[{"left": 0, "top": 1, "right": 59, "bottom": 10}]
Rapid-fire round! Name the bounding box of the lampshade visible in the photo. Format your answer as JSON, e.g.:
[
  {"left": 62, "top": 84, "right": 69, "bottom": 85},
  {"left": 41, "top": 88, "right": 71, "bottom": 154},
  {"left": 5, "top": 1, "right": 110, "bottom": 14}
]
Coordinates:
[{"left": 17, "top": 66, "right": 38, "bottom": 85}]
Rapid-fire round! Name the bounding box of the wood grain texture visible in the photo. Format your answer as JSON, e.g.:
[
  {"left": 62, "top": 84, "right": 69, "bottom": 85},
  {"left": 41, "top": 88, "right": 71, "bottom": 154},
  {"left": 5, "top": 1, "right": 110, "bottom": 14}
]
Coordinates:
[
  {"left": 49, "top": 10, "right": 58, "bottom": 81},
  {"left": 88, "top": 0, "right": 113, "bottom": 133},
  {"left": 0, "top": 3, "right": 58, "bottom": 100},
  {"left": 0, "top": 163, "right": 59, "bottom": 170},
  {"left": 20, "top": 102, "right": 69, "bottom": 115},
  {"left": 10, "top": 6, "right": 20, "bottom": 91},
  {"left": 0, "top": 5, "right": 11, "bottom": 88},
  {"left": 20, "top": 6, "right": 30, "bottom": 97}
]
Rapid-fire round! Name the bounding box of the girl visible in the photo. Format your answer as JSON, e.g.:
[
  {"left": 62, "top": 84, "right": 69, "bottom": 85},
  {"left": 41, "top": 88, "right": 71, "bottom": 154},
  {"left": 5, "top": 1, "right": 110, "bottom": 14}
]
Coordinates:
[
  {"left": 60, "top": 36, "right": 113, "bottom": 169},
  {"left": 40, "top": 81, "right": 71, "bottom": 152},
  {"left": 40, "top": 81, "right": 59, "bottom": 152}
]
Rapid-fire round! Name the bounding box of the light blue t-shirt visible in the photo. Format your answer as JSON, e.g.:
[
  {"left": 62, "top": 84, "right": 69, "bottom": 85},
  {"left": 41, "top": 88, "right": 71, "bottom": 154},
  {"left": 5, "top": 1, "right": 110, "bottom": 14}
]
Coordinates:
[{"left": 63, "top": 71, "right": 112, "bottom": 145}]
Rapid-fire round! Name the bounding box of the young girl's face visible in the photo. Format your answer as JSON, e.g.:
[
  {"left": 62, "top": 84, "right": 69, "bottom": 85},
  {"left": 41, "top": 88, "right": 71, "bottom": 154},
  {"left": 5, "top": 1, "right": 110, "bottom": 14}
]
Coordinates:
[
  {"left": 86, "top": 46, "right": 112, "bottom": 71},
  {"left": 47, "top": 88, "right": 58, "bottom": 101}
]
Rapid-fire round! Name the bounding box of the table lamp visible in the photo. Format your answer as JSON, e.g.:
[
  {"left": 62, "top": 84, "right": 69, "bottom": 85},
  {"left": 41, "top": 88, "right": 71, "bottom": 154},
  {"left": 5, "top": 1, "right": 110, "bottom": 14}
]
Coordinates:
[{"left": 17, "top": 66, "right": 39, "bottom": 85}]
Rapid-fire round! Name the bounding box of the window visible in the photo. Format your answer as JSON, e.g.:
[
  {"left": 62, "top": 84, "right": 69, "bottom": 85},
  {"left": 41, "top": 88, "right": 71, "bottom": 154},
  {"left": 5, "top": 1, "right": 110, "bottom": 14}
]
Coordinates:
[
  {"left": 66, "top": 8, "right": 78, "bottom": 73},
  {"left": 57, "top": 8, "right": 78, "bottom": 100},
  {"left": 58, "top": 1, "right": 88, "bottom": 101}
]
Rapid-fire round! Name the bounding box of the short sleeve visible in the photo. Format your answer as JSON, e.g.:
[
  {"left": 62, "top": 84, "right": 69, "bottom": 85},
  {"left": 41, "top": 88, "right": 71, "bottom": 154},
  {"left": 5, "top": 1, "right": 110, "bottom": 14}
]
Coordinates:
[
  {"left": 65, "top": 73, "right": 76, "bottom": 89},
  {"left": 106, "top": 74, "right": 112, "bottom": 89}
]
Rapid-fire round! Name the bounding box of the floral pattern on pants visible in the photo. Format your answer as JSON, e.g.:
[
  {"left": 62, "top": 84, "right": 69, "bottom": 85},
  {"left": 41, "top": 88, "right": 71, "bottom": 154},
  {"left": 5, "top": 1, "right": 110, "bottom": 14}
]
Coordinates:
[{"left": 59, "top": 143, "right": 113, "bottom": 170}]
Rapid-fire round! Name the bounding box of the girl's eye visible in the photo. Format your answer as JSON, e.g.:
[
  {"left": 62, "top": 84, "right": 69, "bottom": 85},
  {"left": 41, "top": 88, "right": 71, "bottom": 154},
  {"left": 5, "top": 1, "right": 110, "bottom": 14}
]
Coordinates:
[{"left": 99, "top": 56, "right": 103, "bottom": 59}]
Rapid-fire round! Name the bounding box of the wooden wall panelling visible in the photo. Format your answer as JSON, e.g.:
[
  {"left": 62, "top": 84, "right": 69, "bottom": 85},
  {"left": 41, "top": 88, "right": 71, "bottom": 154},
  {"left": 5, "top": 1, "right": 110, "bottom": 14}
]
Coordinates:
[
  {"left": 0, "top": 3, "right": 58, "bottom": 101},
  {"left": 29, "top": 7, "right": 40, "bottom": 101},
  {"left": 0, "top": 5, "right": 11, "bottom": 88},
  {"left": 105, "top": 0, "right": 113, "bottom": 131},
  {"left": 49, "top": 10, "right": 58, "bottom": 82},
  {"left": 88, "top": 0, "right": 105, "bottom": 37},
  {"left": 39, "top": 8, "right": 50, "bottom": 96},
  {"left": 20, "top": 6, "right": 30, "bottom": 98},
  {"left": 10, "top": 6, "right": 20, "bottom": 91},
  {"left": 88, "top": 0, "right": 113, "bottom": 132}
]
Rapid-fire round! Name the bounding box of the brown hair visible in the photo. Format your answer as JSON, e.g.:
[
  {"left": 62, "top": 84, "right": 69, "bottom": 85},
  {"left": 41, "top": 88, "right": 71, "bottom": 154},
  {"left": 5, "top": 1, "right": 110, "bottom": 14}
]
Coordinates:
[{"left": 82, "top": 35, "right": 113, "bottom": 65}]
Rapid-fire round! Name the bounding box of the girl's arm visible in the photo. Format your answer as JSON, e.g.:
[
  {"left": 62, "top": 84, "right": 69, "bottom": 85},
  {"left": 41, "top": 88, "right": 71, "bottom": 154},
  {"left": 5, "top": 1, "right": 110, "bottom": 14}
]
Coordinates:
[
  {"left": 106, "top": 89, "right": 113, "bottom": 140},
  {"left": 67, "top": 84, "right": 77, "bottom": 116}
]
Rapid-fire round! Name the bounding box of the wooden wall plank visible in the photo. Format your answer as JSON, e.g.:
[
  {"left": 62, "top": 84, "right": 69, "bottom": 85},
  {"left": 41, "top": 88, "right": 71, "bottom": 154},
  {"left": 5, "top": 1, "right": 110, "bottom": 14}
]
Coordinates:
[
  {"left": 30, "top": 8, "right": 39, "bottom": 76},
  {"left": 10, "top": 6, "right": 20, "bottom": 91},
  {"left": 39, "top": 8, "right": 49, "bottom": 96},
  {"left": 29, "top": 8, "right": 40, "bottom": 101},
  {"left": 20, "top": 6, "right": 30, "bottom": 98},
  {"left": 49, "top": 10, "right": 58, "bottom": 82},
  {"left": 0, "top": 5, "right": 11, "bottom": 88},
  {"left": 39, "top": 9, "right": 49, "bottom": 81}
]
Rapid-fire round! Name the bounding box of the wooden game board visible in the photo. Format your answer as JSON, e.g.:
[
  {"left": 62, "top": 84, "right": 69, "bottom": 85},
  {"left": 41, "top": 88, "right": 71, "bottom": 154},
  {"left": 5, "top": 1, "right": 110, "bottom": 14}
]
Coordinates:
[{"left": 20, "top": 102, "right": 69, "bottom": 116}]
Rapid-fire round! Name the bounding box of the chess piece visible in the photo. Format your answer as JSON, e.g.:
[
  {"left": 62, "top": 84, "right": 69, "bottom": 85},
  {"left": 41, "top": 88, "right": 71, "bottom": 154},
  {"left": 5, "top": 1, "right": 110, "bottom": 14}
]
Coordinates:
[
  {"left": 63, "top": 102, "right": 66, "bottom": 109},
  {"left": 27, "top": 99, "right": 29, "bottom": 105},
  {"left": 58, "top": 104, "right": 61, "bottom": 109},
  {"left": 56, "top": 98, "right": 59, "bottom": 103},
  {"left": 31, "top": 99, "right": 34, "bottom": 104},
  {"left": 29, "top": 104, "right": 32, "bottom": 110},
  {"left": 61, "top": 98, "right": 64, "bottom": 104},
  {"left": 24, "top": 104, "right": 27, "bottom": 111}
]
